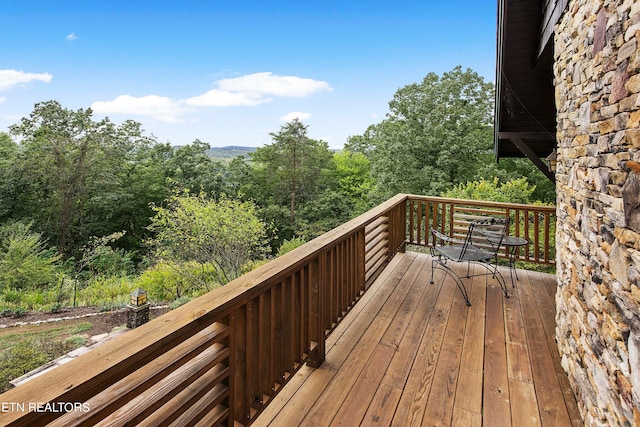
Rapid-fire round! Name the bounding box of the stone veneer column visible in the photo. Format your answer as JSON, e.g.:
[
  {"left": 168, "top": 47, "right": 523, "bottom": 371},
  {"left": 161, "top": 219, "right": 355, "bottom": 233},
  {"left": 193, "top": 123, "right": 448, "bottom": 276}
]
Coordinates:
[{"left": 554, "top": 0, "right": 640, "bottom": 425}]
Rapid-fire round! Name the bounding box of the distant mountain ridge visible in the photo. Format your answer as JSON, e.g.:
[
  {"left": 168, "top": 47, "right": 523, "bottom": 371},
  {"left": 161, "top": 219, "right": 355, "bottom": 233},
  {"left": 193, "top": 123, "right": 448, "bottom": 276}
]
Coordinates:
[{"left": 206, "top": 146, "right": 256, "bottom": 160}]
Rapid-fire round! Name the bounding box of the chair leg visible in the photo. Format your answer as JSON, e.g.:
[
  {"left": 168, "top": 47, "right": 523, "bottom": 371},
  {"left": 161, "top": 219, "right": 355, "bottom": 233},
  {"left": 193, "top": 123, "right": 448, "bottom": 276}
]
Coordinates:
[
  {"left": 431, "top": 261, "right": 471, "bottom": 306},
  {"left": 430, "top": 258, "right": 436, "bottom": 284},
  {"left": 495, "top": 267, "right": 509, "bottom": 298},
  {"left": 453, "top": 275, "right": 471, "bottom": 306}
]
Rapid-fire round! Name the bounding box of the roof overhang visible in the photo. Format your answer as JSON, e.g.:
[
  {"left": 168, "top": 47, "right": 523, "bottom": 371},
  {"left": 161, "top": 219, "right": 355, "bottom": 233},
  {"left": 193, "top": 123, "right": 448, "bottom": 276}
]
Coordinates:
[{"left": 494, "top": 0, "right": 569, "bottom": 181}]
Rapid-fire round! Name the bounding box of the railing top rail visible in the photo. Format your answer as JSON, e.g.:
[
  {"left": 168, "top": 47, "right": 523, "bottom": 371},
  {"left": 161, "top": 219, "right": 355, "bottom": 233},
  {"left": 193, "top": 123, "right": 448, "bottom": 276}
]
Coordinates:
[{"left": 406, "top": 194, "right": 556, "bottom": 212}]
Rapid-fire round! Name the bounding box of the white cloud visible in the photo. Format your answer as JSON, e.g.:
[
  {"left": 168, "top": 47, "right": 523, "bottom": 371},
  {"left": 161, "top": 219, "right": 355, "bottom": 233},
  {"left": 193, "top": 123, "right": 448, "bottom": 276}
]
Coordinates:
[
  {"left": 91, "top": 95, "right": 193, "bottom": 123},
  {"left": 91, "top": 72, "right": 332, "bottom": 121},
  {"left": 0, "top": 97, "right": 6, "bottom": 104},
  {"left": 66, "top": 33, "right": 77, "bottom": 41},
  {"left": 0, "top": 69, "right": 52, "bottom": 91},
  {"left": 185, "top": 89, "right": 268, "bottom": 107},
  {"left": 218, "top": 72, "right": 333, "bottom": 97},
  {"left": 185, "top": 72, "right": 333, "bottom": 107},
  {"left": 280, "top": 111, "right": 311, "bottom": 122}
]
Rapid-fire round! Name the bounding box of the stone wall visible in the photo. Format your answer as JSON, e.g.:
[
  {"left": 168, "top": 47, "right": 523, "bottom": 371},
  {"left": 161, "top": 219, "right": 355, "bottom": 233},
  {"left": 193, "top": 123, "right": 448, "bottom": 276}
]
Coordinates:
[{"left": 554, "top": 0, "right": 640, "bottom": 425}]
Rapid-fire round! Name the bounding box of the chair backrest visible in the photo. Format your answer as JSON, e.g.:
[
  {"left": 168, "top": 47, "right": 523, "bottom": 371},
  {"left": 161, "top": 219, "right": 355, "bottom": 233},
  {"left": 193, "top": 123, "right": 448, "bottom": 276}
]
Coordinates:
[
  {"left": 430, "top": 216, "right": 509, "bottom": 262},
  {"left": 468, "top": 217, "right": 510, "bottom": 257}
]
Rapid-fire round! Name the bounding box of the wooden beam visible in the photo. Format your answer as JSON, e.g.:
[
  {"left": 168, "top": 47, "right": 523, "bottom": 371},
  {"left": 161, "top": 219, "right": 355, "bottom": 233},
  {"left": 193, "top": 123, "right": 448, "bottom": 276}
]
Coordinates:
[
  {"left": 498, "top": 131, "right": 554, "bottom": 141},
  {"left": 501, "top": 134, "right": 556, "bottom": 182}
]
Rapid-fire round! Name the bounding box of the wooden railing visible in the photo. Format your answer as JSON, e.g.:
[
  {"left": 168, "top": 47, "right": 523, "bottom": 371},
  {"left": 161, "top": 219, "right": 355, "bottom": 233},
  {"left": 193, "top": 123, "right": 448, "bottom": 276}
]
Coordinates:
[
  {"left": 0, "top": 195, "right": 407, "bottom": 427},
  {"left": 405, "top": 195, "right": 556, "bottom": 265},
  {"left": 0, "top": 195, "right": 555, "bottom": 426}
]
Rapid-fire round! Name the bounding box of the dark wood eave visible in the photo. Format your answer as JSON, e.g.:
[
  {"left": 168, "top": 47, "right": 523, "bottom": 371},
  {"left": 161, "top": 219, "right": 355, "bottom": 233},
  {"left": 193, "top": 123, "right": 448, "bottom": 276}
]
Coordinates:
[{"left": 494, "top": 0, "right": 569, "bottom": 181}]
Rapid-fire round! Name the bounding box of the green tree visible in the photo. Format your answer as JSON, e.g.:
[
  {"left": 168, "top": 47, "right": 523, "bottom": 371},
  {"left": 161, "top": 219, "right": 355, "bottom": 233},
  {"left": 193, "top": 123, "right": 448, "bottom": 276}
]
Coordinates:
[
  {"left": 250, "top": 120, "right": 335, "bottom": 247},
  {"left": 148, "top": 192, "right": 269, "bottom": 286},
  {"left": 224, "top": 155, "right": 258, "bottom": 200},
  {"left": 8, "top": 101, "right": 160, "bottom": 258},
  {"left": 293, "top": 151, "right": 376, "bottom": 239},
  {"left": 330, "top": 151, "right": 375, "bottom": 216},
  {"left": 99, "top": 141, "right": 174, "bottom": 253},
  {"left": 477, "top": 157, "right": 556, "bottom": 204},
  {"left": 9, "top": 101, "right": 109, "bottom": 255},
  {"left": 168, "top": 139, "right": 228, "bottom": 195},
  {"left": 346, "top": 66, "right": 495, "bottom": 198},
  {"left": 0, "top": 133, "right": 18, "bottom": 219},
  {"left": 252, "top": 120, "right": 334, "bottom": 226}
]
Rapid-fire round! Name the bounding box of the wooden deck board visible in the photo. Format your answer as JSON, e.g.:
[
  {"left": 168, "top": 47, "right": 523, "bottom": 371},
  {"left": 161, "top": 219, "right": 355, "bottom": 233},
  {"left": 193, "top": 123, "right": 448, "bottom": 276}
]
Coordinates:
[
  {"left": 421, "top": 280, "right": 468, "bottom": 426},
  {"left": 454, "top": 268, "right": 488, "bottom": 416},
  {"left": 254, "top": 252, "right": 582, "bottom": 427},
  {"left": 391, "top": 270, "right": 456, "bottom": 427},
  {"left": 482, "top": 282, "right": 511, "bottom": 427},
  {"left": 517, "top": 270, "right": 572, "bottom": 427}
]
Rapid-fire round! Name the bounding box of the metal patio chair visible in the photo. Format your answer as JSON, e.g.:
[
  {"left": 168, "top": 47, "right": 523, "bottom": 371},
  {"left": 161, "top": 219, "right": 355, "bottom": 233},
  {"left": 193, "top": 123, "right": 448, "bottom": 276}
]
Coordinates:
[{"left": 429, "top": 217, "right": 510, "bottom": 306}]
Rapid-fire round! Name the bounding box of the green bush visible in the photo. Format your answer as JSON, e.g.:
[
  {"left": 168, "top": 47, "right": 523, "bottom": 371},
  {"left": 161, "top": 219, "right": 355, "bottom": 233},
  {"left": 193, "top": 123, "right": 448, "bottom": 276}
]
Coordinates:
[
  {"left": 276, "top": 237, "right": 306, "bottom": 257},
  {"left": 75, "top": 275, "right": 135, "bottom": 307},
  {"left": 1, "top": 289, "right": 21, "bottom": 304},
  {"left": 134, "top": 261, "right": 220, "bottom": 302},
  {"left": 442, "top": 177, "right": 535, "bottom": 204},
  {"left": 169, "top": 295, "right": 194, "bottom": 309},
  {"left": 0, "top": 339, "right": 49, "bottom": 392},
  {"left": 0, "top": 221, "right": 61, "bottom": 291},
  {"left": 87, "top": 246, "right": 135, "bottom": 277}
]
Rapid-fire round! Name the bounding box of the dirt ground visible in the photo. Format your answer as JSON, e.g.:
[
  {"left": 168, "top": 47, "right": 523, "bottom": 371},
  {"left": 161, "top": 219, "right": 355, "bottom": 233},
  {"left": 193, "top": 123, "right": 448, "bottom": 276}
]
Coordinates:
[{"left": 0, "top": 305, "right": 170, "bottom": 337}]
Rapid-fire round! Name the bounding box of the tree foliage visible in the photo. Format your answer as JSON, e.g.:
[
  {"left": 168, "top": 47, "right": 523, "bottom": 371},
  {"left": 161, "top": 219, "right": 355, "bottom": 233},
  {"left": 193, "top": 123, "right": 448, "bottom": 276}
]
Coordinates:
[
  {"left": 252, "top": 120, "right": 334, "bottom": 225},
  {"left": 249, "top": 119, "right": 335, "bottom": 245},
  {"left": 346, "top": 66, "right": 555, "bottom": 204},
  {"left": 0, "top": 72, "right": 558, "bottom": 306},
  {"left": 148, "top": 191, "right": 269, "bottom": 286},
  {"left": 347, "top": 66, "right": 495, "bottom": 197},
  {"left": 442, "top": 177, "right": 535, "bottom": 204},
  {"left": 0, "top": 222, "right": 61, "bottom": 291},
  {"left": 6, "top": 101, "right": 158, "bottom": 257}
]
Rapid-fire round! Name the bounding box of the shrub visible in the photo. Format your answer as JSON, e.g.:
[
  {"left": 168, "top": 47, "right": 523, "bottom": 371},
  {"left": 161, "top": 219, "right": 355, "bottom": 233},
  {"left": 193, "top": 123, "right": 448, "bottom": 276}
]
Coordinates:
[
  {"left": 442, "top": 177, "right": 535, "bottom": 204},
  {"left": 276, "top": 237, "right": 306, "bottom": 257},
  {"left": 1, "top": 289, "right": 21, "bottom": 304},
  {"left": 87, "top": 246, "right": 135, "bottom": 276},
  {"left": 148, "top": 192, "right": 269, "bottom": 285},
  {"left": 134, "top": 261, "right": 220, "bottom": 302},
  {"left": 0, "top": 221, "right": 61, "bottom": 291},
  {"left": 0, "top": 339, "right": 49, "bottom": 392},
  {"left": 75, "top": 275, "right": 135, "bottom": 307}
]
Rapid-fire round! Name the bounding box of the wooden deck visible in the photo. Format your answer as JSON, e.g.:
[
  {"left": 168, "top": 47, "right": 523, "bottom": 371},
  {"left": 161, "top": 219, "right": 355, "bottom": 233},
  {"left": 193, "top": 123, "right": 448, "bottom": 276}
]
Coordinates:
[{"left": 254, "top": 251, "right": 583, "bottom": 427}]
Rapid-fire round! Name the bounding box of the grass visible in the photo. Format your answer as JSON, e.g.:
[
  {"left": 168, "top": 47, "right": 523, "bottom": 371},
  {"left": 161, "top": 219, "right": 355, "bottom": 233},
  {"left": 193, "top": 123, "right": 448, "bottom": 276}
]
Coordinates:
[
  {"left": 0, "top": 322, "right": 93, "bottom": 351},
  {"left": 0, "top": 321, "right": 94, "bottom": 393}
]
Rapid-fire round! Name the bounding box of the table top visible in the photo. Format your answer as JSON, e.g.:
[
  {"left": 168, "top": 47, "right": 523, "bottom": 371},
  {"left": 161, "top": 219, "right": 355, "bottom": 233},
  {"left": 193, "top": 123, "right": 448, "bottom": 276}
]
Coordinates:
[{"left": 493, "top": 235, "right": 528, "bottom": 246}]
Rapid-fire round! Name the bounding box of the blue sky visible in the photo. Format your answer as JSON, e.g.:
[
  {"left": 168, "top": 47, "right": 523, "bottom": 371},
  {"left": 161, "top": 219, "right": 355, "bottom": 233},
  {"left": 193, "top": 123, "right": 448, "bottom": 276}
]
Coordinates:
[{"left": 0, "top": 1, "right": 497, "bottom": 148}]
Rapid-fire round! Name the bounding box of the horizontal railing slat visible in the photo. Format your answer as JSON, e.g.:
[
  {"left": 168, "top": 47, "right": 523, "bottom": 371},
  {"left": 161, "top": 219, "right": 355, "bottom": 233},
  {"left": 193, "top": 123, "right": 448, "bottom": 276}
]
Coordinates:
[{"left": 136, "top": 372, "right": 229, "bottom": 427}]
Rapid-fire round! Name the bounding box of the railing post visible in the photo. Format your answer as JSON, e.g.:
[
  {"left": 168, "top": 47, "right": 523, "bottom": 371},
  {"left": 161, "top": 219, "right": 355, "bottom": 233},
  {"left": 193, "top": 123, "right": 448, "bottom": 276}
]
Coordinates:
[
  {"left": 397, "top": 200, "right": 407, "bottom": 253},
  {"left": 307, "top": 255, "right": 325, "bottom": 368},
  {"left": 227, "top": 313, "right": 236, "bottom": 427},
  {"left": 358, "top": 229, "right": 366, "bottom": 291}
]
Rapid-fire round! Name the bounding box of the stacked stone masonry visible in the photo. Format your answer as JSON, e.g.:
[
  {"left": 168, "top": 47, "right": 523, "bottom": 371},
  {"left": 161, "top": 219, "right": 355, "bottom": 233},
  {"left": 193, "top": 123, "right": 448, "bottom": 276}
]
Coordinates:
[{"left": 554, "top": 0, "right": 640, "bottom": 425}]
